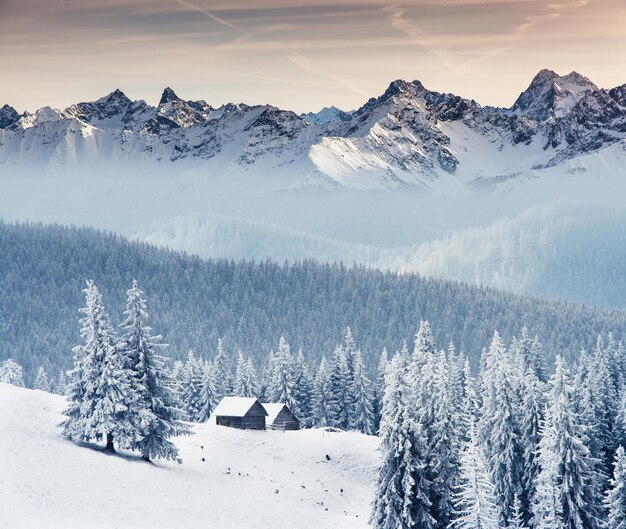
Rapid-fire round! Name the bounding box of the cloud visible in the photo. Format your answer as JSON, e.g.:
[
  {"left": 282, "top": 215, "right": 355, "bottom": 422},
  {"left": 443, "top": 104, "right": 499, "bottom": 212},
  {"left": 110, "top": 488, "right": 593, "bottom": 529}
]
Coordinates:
[
  {"left": 515, "top": 0, "right": 590, "bottom": 33},
  {"left": 175, "top": 0, "right": 239, "bottom": 31},
  {"left": 286, "top": 52, "right": 371, "bottom": 97}
]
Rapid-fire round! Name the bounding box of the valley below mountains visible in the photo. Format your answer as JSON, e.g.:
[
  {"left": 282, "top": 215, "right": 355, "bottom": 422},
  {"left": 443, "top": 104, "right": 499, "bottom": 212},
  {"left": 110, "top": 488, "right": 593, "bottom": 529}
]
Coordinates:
[{"left": 2, "top": 69, "right": 626, "bottom": 309}]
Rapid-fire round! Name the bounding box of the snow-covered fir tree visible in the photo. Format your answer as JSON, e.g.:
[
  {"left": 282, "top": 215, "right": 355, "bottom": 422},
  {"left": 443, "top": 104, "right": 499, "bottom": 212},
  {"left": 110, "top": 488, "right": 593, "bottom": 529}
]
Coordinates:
[
  {"left": 62, "top": 280, "right": 137, "bottom": 452},
  {"left": 180, "top": 350, "right": 204, "bottom": 421},
  {"left": 428, "top": 350, "right": 462, "bottom": 529},
  {"left": 234, "top": 352, "right": 259, "bottom": 398},
  {"left": 0, "top": 358, "right": 25, "bottom": 387},
  {"left": 34, "top": 366, "right": 51, "bottom": 392},
  {"left": 372, "top": 348, "right": 388, "bottom": 434},
  {"left": 293, "top": 350, "right": 314, "bottom": 427},
  {"left": 510, "top": 327, "right": 547, "bottom": 384},
  {"left": 451, "top": 420, "right": 499, "bottom": 529},
  {"left": 328, "top": 344, "right": 351, "bottom": 429},
  {"left": 371, "top": 353, "right": 435, "bottom": 529},
  {"left": 267, "top": 336, "right": 298, "bottom": 412},
  {"left": 350, "top": 349, "right": 375, "bottom": 435},
  {"left": 604, "top": 445, "right": 626, "bottom": 529},
  {"left": 212, "top": 338, "right": 232, "bottom": 401},
  {"left": 117, "top": 280, "right": 187, "bottom": 461},
  {"left": 480, "top": 331, "right": 524, "bottom": 526},
  {"left": 234, "top": 351, "right": 248, "bottom": 396},
  {"left": 519, "top": 367, "right": 545, "bottom": 525},
  {"left": 54, "top": 369, "right": 68, "bottom": 395},
  {"left": 198, "top": 361, "right": 218, "bottom": 422},
  {"left": 507, "top": 495, "right": 529, "bottom": 529},
  {"left": 534, "top": 355, "right": 602, "bottom": 529},
  {"left": 259, "top": 349, "right": 276, "bottom": 402},
  {"left": 312, "top": 357, "right": 332, "bottom": 427}
]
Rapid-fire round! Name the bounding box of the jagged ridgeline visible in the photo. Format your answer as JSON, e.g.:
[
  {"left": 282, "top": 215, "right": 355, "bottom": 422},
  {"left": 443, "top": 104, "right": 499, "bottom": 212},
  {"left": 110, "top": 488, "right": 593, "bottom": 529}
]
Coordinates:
[{"left": 1, "top": 220, "right": 625, "bottom": 383}]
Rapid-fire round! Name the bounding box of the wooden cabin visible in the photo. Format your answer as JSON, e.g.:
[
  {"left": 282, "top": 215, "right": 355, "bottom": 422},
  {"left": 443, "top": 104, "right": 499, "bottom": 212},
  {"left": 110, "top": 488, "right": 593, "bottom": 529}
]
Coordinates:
[
  {"left": 213, "top": 397, "right": 268, "bottom": 430},
  {"left": 262, "top": 403, "right": 300, "bottom": 431}
]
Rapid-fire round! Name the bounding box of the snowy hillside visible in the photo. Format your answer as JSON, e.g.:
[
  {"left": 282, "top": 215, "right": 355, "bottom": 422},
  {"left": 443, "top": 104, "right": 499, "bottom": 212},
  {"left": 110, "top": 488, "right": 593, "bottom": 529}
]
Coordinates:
[{"left": 0, "top": 383, "right": 378, "bottom": 529}]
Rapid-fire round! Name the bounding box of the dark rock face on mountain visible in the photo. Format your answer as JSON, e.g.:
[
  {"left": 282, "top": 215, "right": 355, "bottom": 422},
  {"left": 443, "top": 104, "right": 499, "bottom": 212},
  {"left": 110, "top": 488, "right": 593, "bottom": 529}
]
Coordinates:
[
  {"left": 512, "top": 69, "right": 598, "bottom": 121},
  {"left": 0, "top": 105, "right": 21, "bottom": 129},
  {"left": 1, "top": 70, "right": 626, "bottom": 190}
]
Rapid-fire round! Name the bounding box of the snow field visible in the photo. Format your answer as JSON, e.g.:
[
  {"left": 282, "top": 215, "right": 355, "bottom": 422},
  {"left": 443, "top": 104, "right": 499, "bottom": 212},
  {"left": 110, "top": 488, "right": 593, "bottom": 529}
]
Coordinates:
[{"left": 0, "top": 383, "right": 379, "bottom": 529}]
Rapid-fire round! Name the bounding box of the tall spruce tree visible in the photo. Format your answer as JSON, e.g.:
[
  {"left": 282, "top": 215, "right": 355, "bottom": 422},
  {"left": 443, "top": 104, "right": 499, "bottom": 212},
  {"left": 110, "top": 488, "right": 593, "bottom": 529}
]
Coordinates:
[
  {"left": 34, "top": 366, "right": 50, "bottom": 392},
  {"left": 180, "top": 350, "right": 204, "bottom": 421},
  {"left": 55, "top": 369, "right": 68, "bottom": 396},
  {"left": 328, "top": 344, "right": 351, "bottom": 429},
  {"left": 535, "top": 356, "right": 602, "bottom": 529},
  {"left": 293, "top": 350, "right": 314, "bottom": 426},
  {"left": 234, "top": 351, "right": 248, "bottom": 397},
  {"left": 604, "top": 446, "right": 626, "bottom": 529},
  {"left": 313, "top": 357, "right": 332, "bottom": 427},
  {"left": 198, "top": 361, "right": 218, "bottom": 421},
  {"left": 451, "top": 420, "right": 499, "bottom": 529},
  {"left": 519, "top": 367, "right": 546, "bottom": 525},
  {"left": 532, "top": 404, "right": 563, "bottom": 529},
  {"left": 118, "top": 280, "right": 187, "bottom": 461},
  {"left": 480, "top": 331, "right": 524, "bottom": 527},
  {"left": 372, "top": 348, "right": 388, "bottom": 434},
  {"left": 212, "top": 338, "right": 232, "bottom": 401},
  {"left": 268, "top": 336, "right": 298, "bottom": 411},
  {"left": 234, "top": 353, "right": 259, "bottom": 398},
  {"left": 350, "top": 350, "right": 375, "bottom": 434},
  {"left": 63, "top": 280, "right": 137, "bottom": 452},
  {"left": 371, "top": 353, "right": 434, "bottom": 529}
]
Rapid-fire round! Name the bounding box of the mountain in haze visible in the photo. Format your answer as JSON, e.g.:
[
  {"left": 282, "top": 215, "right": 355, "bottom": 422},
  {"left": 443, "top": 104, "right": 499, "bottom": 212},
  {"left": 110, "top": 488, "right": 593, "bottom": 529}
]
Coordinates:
[
  {"left": 2, "top": 69, "right": 626, "bottom": 192},
  {"left": 3, "top": 70, "right": 626, "bottom": 311},
  {"left": 300, "top": 105, "right": 352, "bottom": 125}
]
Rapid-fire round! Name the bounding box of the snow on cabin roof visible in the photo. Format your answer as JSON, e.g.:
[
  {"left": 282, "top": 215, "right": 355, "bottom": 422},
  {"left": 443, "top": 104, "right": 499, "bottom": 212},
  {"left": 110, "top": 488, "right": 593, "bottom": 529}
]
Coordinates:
[
  {"left": 262, "top": 403, "right": 288, "bottom": 425},
  {"left": 212, "top": 397, "right": 266, "bottom": 418}
]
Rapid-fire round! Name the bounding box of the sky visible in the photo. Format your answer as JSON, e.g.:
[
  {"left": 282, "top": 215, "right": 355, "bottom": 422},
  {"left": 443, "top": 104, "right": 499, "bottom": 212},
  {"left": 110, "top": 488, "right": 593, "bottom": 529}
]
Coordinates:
[{"left": 1, "top": 0, "right": 625, "bottom": 114}]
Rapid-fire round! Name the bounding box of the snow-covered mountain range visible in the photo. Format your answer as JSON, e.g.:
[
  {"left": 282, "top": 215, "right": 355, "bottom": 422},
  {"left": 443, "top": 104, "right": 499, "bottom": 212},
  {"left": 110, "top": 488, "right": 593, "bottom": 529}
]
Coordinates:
[
  {"left": 2, "top": 69, "right": 625, "bottom": 191},
  {"left": 2, "top": 70, "right": 626, "bottom": 311}
]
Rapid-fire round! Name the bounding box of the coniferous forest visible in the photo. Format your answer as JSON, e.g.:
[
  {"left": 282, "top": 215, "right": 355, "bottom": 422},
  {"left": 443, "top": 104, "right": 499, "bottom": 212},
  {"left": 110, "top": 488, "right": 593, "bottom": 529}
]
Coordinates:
[
  {"left": 5, "top": 272, "right": 623, "bottom": 529},
  {"left": 2, "top": 221, "right": 626, "bottom": 384},
  {"left": 2, "top": 222, "right": 626, "bottom": 529}
]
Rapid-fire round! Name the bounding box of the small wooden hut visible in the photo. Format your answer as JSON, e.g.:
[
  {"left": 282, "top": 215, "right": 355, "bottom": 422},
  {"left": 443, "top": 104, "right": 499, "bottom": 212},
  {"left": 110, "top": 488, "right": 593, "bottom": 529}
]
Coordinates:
[
  {"left": 262, "top": 403, "right": 300, "bottom": 431},
  {"left": 213, "top": 397, "right": 268, "bottom": 430}
]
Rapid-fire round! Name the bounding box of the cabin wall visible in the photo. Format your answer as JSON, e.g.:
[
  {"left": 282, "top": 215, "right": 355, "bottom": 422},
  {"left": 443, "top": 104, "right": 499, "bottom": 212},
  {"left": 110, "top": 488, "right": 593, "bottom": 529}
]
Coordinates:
[
  {"left": 269, "top": 409, "right": 300, "bottom": 431},
  {"left": 216, "top": 415, "right": 266, "bottom": 430},
  {"left": 216, "top": 416, "right": 244, "bottom": 429},
  {"left": 242, "top": 416, "right": 266, "bottom": 430}
]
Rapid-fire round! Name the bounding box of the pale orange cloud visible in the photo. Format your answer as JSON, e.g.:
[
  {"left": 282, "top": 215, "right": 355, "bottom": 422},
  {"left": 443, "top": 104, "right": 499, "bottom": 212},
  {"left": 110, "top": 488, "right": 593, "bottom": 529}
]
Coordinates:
[{"left": 0, "top": 0, "right": 624, "bottom": 113}]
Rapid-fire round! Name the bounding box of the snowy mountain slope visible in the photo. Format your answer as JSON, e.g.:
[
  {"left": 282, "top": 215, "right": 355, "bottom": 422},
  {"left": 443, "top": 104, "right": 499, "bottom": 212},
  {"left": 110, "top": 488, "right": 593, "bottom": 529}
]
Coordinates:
[
  {"left": 2, "top": 70, "right": 626, "bottom": 192},
  {"left": 0, "top": 383, "right": 378, "bottom": 529},
  {"left": 301, "top": 106, "right": 352, "bottom": 125}
]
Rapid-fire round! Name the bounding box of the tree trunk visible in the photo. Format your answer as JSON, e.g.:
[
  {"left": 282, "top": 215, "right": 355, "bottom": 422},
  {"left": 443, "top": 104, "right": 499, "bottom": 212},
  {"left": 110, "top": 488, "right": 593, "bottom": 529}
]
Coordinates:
[
  {"left": 105, "top": 432, "right": 115, "bottom": 452},
  {"left": 142, "top": 455, "right": 151, "bottom": 462}
]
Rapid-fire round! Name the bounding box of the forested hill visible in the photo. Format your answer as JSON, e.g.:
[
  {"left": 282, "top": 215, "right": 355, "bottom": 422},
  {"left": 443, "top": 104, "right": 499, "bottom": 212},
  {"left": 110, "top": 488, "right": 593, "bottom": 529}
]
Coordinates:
[{"left": 1, "top": 220, "right": 625, "bottom": 382}]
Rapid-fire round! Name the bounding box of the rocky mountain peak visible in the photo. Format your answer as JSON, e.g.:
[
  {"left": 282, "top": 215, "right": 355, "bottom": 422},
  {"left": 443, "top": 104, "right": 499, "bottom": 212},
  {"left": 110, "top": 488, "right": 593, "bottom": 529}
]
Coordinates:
[
  {"left": 96, "top": 89, "right": 131, "bottom": 106},
  {"left": 0, "top": 104, "right": 21, "bottom": 129},
  {"left": 512, "top": 69, "right": 598, "bottom": 121},
  {"left": 159, "top": 87, "right": 180, "bottom": 106}
]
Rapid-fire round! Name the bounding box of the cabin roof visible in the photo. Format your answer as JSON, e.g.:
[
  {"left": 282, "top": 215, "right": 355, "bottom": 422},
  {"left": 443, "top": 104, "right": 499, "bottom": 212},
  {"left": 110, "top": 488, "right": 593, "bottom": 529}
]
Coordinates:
[
  {"left": 213, "top": 397, "right": 267, "bottom": 418},
  {"left": 262, "top": 403, "right": 297, "bottom": 424}
]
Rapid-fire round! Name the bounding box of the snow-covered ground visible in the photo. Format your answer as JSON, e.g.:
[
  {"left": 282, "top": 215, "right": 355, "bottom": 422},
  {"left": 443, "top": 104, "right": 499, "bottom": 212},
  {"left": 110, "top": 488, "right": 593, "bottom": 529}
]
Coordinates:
[{"left": 0, "top": 383, "right": 379, "bottom": 529}]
